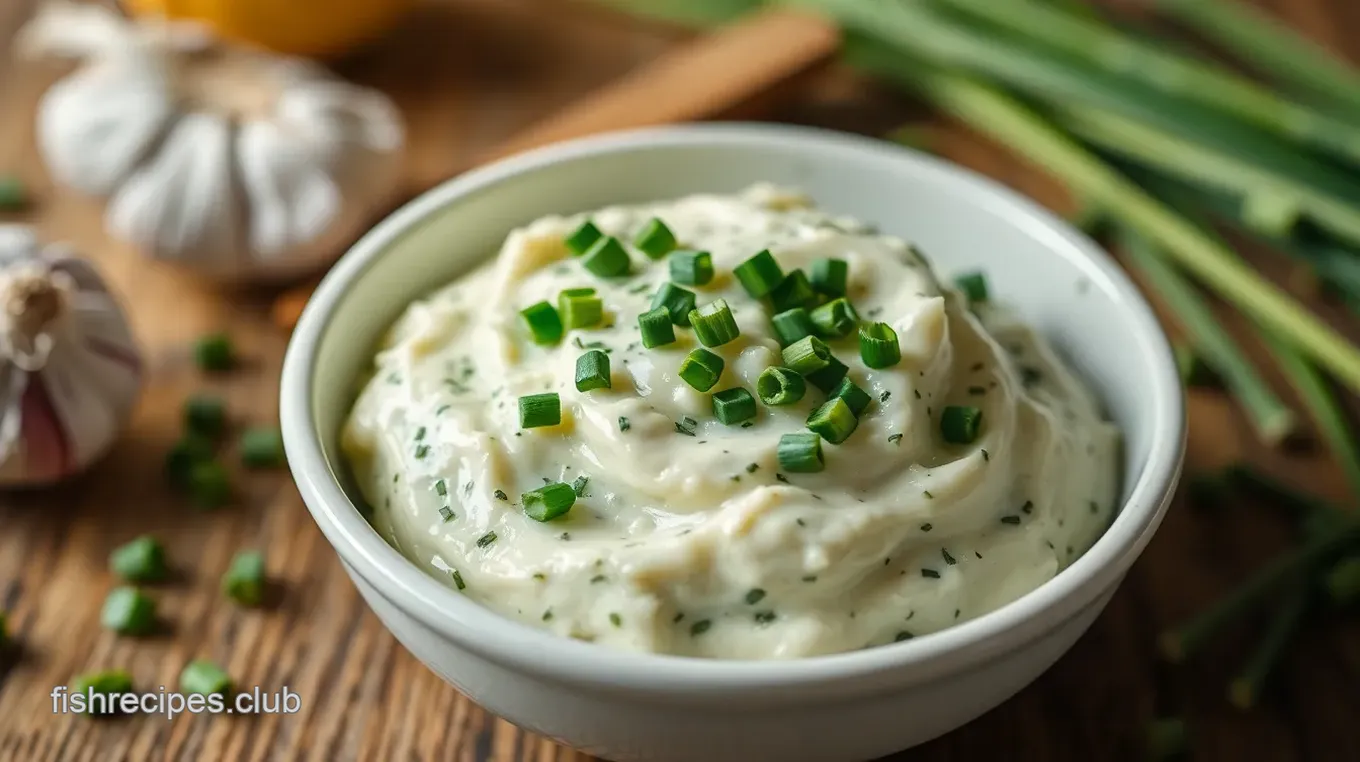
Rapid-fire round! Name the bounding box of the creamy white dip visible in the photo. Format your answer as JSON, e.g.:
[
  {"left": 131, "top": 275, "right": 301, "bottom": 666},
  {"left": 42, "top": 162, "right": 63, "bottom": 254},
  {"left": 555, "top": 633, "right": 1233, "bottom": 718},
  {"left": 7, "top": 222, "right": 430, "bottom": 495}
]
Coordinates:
[{"left": 342, "top": 185, "right": 1119, "bottom": 659}]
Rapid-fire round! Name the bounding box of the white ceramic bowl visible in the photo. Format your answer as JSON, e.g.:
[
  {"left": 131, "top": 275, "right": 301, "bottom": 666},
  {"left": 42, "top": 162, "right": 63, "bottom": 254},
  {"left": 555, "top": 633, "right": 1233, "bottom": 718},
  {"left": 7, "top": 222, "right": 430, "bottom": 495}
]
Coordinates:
[{"left": 280, "top": 124, "right": 1185, "bottom": 762}]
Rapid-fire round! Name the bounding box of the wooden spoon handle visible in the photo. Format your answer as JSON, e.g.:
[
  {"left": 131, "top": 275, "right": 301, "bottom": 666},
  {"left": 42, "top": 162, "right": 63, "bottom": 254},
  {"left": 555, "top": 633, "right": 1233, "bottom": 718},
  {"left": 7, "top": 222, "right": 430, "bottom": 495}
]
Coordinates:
[{"left": 273, "top": 9, "right": 840, "bottom": 330}]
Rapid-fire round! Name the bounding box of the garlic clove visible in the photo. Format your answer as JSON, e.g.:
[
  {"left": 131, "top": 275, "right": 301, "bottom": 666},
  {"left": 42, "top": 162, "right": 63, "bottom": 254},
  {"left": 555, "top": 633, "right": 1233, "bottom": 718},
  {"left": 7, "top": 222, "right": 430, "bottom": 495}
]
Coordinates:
[
  {"left": 275, "top": 82, "right": 404, "bottom": 159},
  {"left": 236, "top": 120, "right": 342, "bottom": 258},
  {"left": 36, "top": 50, "right": 177, "bottom": 197},
  {"left": 106, "top": 113, "right": 240, "bottom": 265}
]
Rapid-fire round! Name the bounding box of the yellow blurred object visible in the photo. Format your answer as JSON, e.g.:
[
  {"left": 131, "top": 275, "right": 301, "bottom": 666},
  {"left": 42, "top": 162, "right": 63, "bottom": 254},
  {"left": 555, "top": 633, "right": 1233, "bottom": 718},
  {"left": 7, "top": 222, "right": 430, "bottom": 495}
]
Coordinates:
[{"left": 123, "top": 0, "right": 416, "bottom": 58}]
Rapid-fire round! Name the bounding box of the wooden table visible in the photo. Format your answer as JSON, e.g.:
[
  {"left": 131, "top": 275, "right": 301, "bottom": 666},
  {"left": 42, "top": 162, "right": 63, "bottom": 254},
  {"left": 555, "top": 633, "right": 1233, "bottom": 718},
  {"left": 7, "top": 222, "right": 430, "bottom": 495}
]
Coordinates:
[{"left": 1, "top": 1, "right": 1358, "bottom": 760}]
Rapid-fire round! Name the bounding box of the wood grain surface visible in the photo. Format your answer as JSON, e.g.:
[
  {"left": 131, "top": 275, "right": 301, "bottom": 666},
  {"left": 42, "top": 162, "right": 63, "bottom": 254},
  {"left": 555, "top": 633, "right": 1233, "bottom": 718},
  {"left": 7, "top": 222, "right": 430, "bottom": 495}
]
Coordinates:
[{"left": 1, "top": 1, "right": 1358, "bottom": 760}]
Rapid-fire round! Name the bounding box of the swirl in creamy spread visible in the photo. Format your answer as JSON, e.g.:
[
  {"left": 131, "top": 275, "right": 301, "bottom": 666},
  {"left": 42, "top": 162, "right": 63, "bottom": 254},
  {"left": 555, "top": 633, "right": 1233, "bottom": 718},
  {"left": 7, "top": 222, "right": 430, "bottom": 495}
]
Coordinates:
[{"left": 342, "top": 185, "right": 1120, "bottom": 659}]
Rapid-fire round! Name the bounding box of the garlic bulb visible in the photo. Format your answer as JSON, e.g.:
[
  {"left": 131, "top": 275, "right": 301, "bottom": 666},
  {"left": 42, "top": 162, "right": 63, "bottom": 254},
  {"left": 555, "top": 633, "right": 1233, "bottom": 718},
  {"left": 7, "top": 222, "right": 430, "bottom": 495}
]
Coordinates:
[
  {"left": 0, "top": 226, "right": 143, "bottom": 487},
  {"left": 19, "top": 2, "right": 404, "bottom": 282}
]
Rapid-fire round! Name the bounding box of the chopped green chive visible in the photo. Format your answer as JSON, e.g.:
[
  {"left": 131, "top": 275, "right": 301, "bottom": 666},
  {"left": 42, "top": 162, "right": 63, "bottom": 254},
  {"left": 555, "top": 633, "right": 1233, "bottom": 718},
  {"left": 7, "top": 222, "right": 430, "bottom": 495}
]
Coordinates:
[
  {"left": 523, "top": 482, "right": 577, "bottom": 522},
  {"left": 805, "top": 356, "right": 849, "bottom": 393},
  {"left": 733, "top": 249, "right": 783, "bottom": 298},
  {"left": 810, "top": 297, "right": 860, "bottom": 339},
  {"left": 0, "top": 174, "right": 29, "bottom": 211},
  {"left": 941, "top": 405, "right": 983, "bottom": 444},
  {"left": 634, "top": 218, "right": 677, "bottom": 259},
  {"left": 188, "top": 461, "right": 231, "bottom": 510},
  {"left": 609, "top": 612, "right": 623, "bottom": 627},
  {"left": 769, "top": 270, "right": 818, "bottom": 312},
  {"left": 194, "top": 332, "right": 234, "bottom": 372},
  {"left": 830, "top": 377, "right": 872, "bottom": 417},
  {"left": 564, "top": 220, "right": 603, "bottom": 255},
  {"left": 810, "top": 258, "right": 848, "bottom": 297},
  {"left": 712, "top": 387, "right": 757, "bottom": 425},
  {"left": 859, "top": 322, "right": 901, "bottom": 368},
  {"left": 520, "top": 301, "right": 563, "bottom": 345},
  {"left": 582, "top": 236, "right": 631, "bottom": 277},
  {"left": 757, "top": 366, "right": 806, "bottom": 405},
  {"left": 240, "top": 427, "right": 285, "bottom": 468},
  {"left": 71, "top": 670, "right": 133, "bottom": 714},
  {"left": 745, "top": 588, "right": 767, "bottom": 605},
  {"left": 518, "top": 393, "right": 561, "bottom": 428},
  {"left": 754, "top": 611, "right": 777, "bottom": 624},
  {"left": 894, "top": 631, "right": 914, "bottom": 642},
  {"left": 180, "top": 660, "right": 232, "bottom": 696},
  {"left": 110, "top": 536, "right": 167, "bottom": 583},
  {"left": 674, "top": 416, "right": 698, "bottom": 436},
  {"left": 771, "top": 307, "right": 817, "bottom": 347},
  {"left": 678, "top": 348, "right": 724, "bottom": 392},
  {"left": 438, "top": 507, "right": 455, "bottom": 522},
  {"left": 690, "top": 619, "right": 713, "bottom": 636},
  {"left": 689, "top": 299, "right": 740, "bottom": 347},
  {"left": 476, "top": 532, "right": 498, "bottom": 548},
  {"left": 183, "top": 395, "right": 226, "bottom": 439},
  {"left": 434, "top": 479, "right": 448, "bottom": 497},
  {"left": 101, "top": 586, "right": 157, "bottom": 635},
  {"left": 778, "top": 432, "right": 824, "bottom": 473},
  {"left": 223, "top": 551, "right": 265, "bottom": 606},
  {"left": 954, "top": 271, "right": 989, "bottom": 303},
  {"left": 807, "top": 397, "right": 859, "bottom": 444},
  {"left": 558, "top": 288, "right": 603, "bottom": 330},
  {"left": 638, "top": 306, "right": 676, "bottom": 348},
  {"left": 617, "top": 417, "right": 631, "bottom": 432},
  {"left": 571, "top": 475, "right": 589, "bottom": 496},
  {"left": 782, "top": 335, "right": 831, "bottom": 374},
  {"left": 450, "top": 569, "right": 466, "bottom": 590},
  {"left": 650, "top": 282, "right": 697, "bottom": 326},
  {"left": 668, "top": 250, "right": 713, "bottom": 286},
  {"left": 575, "top": 350, "right": 611, "bottom": 392},
  {"left": 165, "top": 434, "right": 213, "bottom": 490},
  {"left": 921, "top": 568, "right": 941, "bottom": 579}
]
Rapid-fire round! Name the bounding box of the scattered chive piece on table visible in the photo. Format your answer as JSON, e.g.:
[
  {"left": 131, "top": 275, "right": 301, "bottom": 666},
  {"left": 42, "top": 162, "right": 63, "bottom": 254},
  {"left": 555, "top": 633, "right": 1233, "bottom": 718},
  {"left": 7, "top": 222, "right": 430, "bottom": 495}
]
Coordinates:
[
  {"left": 188, "top": 461, "right": 231, "bottom": 509},
  {"left": 810, "top": 298, "right": 860, "bottom": 339},
  {"left": 558, "top": 288, "right": 603, "bottom": 330},
  {"left": 772, "top": 307, "right": 817, "bottom": 347},
  {"left": 688, "top": 299, "right": 740, "bottom": 347},
  {"left": 678, "top": 348, "right": 724, "bottom": 392},
  {"left": 522, "top": 482, "right": 577, "bottom": 522},
  {"left": 1228, "top": 586, "right": 1310, "bottom": 709},
  {"left": 240, "top": 427, "right": 285, "bottom": 468},
  {"left": 165, "top": 435, "right": 213, "bottom": 490},
  {"left": 860, "top": 322, "right": 901, "bottom": 368},
  {"left": 954, "top": 271, "right": 989, "bottom": 304},
  {"left": 0, "top": 174, "right": 28, "bottom": 210},
  {"left": 518, "top": 393, "right": 561, "bottom": 429},
  {"left": 830, "top": 377, "right": 872, "bottom": 417},
  {"left": 638, "top": 306, "right": 677, "bottom": 348},
  {"left": 805, "top": 356, "right": 849, "bottom": 393},
  {"left": 575, "top": 350, "right": 611, "bottom": 392},
  {"left": 223, "top": 551, "right": 266, "bottom": 607},
  {"left": 651, "top": 282, "right": 697, "bottom": 327},
  {"left": 810, "top": 258, "right": 848, "bottom": 297},
  {"left": 807, "top": 397, "right": 859, "bottom": 444},
  {"left": 194, "top": 332, "right": 234, "bottom": 372},
  {"left": 733, "top": 249, "right": 783, "bottom": 298},
  {"left": 582, "top": 236, "right": 631, "bottom": 277},
  {"left": 1144, "top": 717, "right": 1189, "bottom": 761},
  {"left": 757, "top": 366, "right": 806, "bottom": 406},
  {"left": 71, "top": 670, "right": 133, "bottom": 715},
  {"left": 564, "top": 220, "right": 603, "bottom": 255},
  {"left": 668, "top": 250, "right": 714, "bottom": 286},
  {"left": 940, "top": 405, "right": 983, "bottom": 445},
  {"left": 769, "top": 270, "right": 818, "bottom": 312},
  {"left": 520, "top": 301, "right": 563, "bottom": 345},
  {"left": 180, "top": 660, "right": 233, "bottom": 697},
  {"left": 782, "top": 335, "right": 831, "bottom": 374},
  {"left": 100, "top": 586, "right": 157, "bottom": 635},
  {"left": 777, "top": 432, "right": 824, "bottom": 473},
  {"left": 712, "top": 387, "right": 757, "bottom": 425},
  {"left": 109, "top": 535, "right": 167, "bottom": 583},
  {"left": 634, "top": 218, "right": 677, "bottom": 259},
  {"left": 183, "top": 395, "right": 226, "bottom": 439}
]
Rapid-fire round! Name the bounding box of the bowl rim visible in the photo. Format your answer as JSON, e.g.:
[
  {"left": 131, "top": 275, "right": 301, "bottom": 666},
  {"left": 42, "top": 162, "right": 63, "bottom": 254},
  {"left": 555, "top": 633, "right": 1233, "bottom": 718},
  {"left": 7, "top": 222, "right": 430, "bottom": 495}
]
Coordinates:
[{"left": 281, "top": 122, "right": 1185, "bottom": 698}]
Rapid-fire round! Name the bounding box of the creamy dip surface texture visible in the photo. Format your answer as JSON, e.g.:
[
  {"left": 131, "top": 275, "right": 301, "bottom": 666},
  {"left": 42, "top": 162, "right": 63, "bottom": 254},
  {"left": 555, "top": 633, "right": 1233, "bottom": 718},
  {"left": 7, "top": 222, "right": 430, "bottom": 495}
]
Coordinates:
[{"left": 342, "top": 184, "right": 1120, "bottom": 659}]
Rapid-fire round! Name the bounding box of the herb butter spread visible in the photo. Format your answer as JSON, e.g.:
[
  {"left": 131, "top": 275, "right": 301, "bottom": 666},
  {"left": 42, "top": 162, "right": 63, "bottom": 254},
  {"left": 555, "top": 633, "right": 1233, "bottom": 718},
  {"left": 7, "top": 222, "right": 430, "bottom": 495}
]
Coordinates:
[{"left": 342, "top": 184, "right": 1120, "bottom": 659}]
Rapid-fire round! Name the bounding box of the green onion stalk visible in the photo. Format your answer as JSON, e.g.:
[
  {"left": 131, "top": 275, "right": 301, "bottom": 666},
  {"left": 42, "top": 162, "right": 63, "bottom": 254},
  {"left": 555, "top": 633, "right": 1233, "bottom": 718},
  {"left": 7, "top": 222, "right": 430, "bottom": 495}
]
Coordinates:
[
  {"left": 936, "top": 0, "right": 1360, "bottom": 168},
  {"left": 1150, "top": 0, "right": 1360, "bottom": 118},
  {"left": 1118, "top": 230, "right": 1296, "bottom": 446}
]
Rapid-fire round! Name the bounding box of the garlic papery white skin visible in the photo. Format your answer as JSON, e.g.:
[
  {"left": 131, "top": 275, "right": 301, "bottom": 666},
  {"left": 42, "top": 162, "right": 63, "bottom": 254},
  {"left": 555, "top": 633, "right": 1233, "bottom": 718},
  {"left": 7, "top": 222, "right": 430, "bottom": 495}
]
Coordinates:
[
  {"left": 19, "top": 2, "right": 405, "bottom": 282},
  {"left": 0, "top": 226, "right": 143, "bottom": 487}
]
